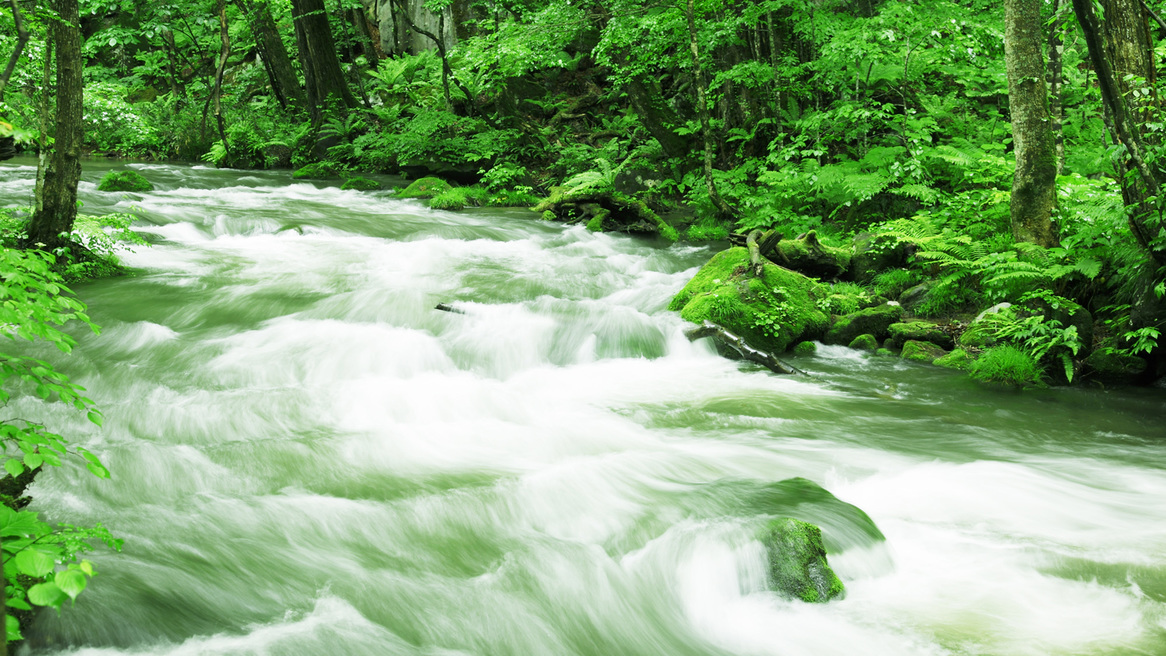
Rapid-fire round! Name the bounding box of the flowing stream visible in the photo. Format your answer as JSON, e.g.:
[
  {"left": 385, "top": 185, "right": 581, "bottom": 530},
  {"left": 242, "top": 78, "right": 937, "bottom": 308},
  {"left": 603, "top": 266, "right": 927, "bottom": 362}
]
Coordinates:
[{"left": 1, "top": 159, "right": 1165, "bottom": 656}]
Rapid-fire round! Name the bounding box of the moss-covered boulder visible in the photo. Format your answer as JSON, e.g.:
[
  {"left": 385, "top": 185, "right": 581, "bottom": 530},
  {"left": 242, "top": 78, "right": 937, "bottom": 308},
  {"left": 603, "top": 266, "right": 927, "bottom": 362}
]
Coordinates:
[
  {"left": 901, "top": 340, "right": 949, "bottom": 363},
  {"left": 97, "top": 170, "right": 153, "bottom": 192},
  {"left": 934, "top": 348, "right": 976, "bottom": 371},
  {"left": 669, "top": 248, "right": 829, "bottom": 353},
  {"left": 292, "top": 162, "right": 341, "bottom": 180},
  {"left": 887, "top": 321, "right": 954, "bottom": 350},
  {"left": 761, "top": 518, "right": 845, "bottom": 603},
  {"left": 428, "top": 186, "right": 491, "bottom": 210},
  {"left": 774, "top": 230, "right": 851, "bottom": 280},
  {"left": 340, "top": 176, "right": 381, "bottom": 191},
  {"left": 1083, "top": 348, "right": 1147, "bottom": 385},
  {"left": 825, "top": 303, "right": 903, "bottom": 345},
  {"left": 793, "top": 341, "right": 817, "bottom": 356},
  {"left": 398, "top": 176, "right": 453, "bottom": 199},
  {"left": 534, "top": 181, "right": 678, "bottom": 242},
  {"left": 897, "top": 282, "right": 935, "bottom": 311},
  {"left": 848, "top": 334, "right": 879, "bottom": 351}
]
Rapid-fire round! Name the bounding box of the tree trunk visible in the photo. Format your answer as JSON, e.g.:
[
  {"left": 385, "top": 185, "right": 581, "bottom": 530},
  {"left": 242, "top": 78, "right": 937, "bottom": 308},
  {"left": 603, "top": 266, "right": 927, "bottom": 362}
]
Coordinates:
[
  {"left": 1047, "top": 0, "right": 1065, "bottom": 174},
  {"left": 685, "top": 0, "right": 735, "bottom": 221},
  {"left": 27, "top": 0, "right": 83, "bottom": 252},
  {"left": 1004, "top": 0, "right": 1059, "bottom": 247},
  {"left": 291, "top": 0, "right": 356, "bottom": 125},
  {"left": 238, "top": 0, "right": 306, "bottom": 109},
  {"left": 626, "top": 78, "right": 687, "bottom": 159},
  {"left": 213, "top": 0, "right": 231, "bottom": 160},
  {"left": 0, "top": 0, "right": 29, "bottom": 103}
]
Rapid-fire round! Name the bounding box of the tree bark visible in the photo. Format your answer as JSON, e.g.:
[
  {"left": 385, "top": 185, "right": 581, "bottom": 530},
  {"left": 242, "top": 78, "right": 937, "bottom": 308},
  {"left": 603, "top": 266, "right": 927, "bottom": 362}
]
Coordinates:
[
  {"left": 291, "top": 0, "right": 357, "bottom": 125},
  {"left": 238, "top": 0, "right": 306, "bottom": 109},
  {"left": 213, "top": 0, "right": 231, "bottom": 160},
  {"left": 27, "top": 0, "right": 83, "bottom": 252},
  {"left": 685, "top": 0, "right": 735, "bottom": 221},
  {"left": 1004, "top": 0, "right": 1059, "bottom": 247},
  {"left": 1047, "top": 0, "right": 1065, "bottom": 174}
]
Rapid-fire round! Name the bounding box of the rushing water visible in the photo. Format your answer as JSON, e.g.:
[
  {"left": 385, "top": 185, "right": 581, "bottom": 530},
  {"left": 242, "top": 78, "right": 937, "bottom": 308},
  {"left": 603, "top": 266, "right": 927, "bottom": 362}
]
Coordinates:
[{"left": 1, "top": 159, "right": 1165, "bottom": 656}]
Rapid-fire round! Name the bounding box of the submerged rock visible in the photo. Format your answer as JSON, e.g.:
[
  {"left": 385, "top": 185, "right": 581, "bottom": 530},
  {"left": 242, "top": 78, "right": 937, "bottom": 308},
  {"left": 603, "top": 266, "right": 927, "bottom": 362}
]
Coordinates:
[
  {"left": 761, "top": 518, "right": 845, "bottom": 603},
  {"left": 825, "top": 303, "right": 903, "bottom": 345},
  {"left": 669, "top": 248, "right": 829, "bottom": 353},
  {"left": 97, "top": 170, "right": 153, "bottom": 192}
]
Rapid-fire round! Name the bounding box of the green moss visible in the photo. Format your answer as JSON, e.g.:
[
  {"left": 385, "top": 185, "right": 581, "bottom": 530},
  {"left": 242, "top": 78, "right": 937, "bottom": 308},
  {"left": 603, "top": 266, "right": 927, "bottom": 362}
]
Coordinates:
[
  {"left": 848, "top": 333, "right": 879, "bottom": 351},
  {"left": 825, "top": 303, "right": 904, "bottom": 345},
  {"left": 685, "top": 218, "right": 730, "bottom": 241},
  {"left": 488, "top": 190, "right": 541, "bottom": 207},
  {"left": 934, "top": 348, "right": 975, "bottom": 371},
  {"left": 761, "top": 517, "right": 845, "bottom": 603},
  {"left": 97, "top": 170, "right": 153, "bottom": 192},
  {"left": 900, "top": 339, "right": 949, "bottom": 363},
  {"left": 291, "top": 162, "right": 341, "bottom": 180},
  {"left": 398, "top": 176, "right": 453, "bottom": 199},
  {"left": 793, "top": 341, "right": 817, "bottom": 356},
  {"left": 340, "top": 176, "right": 380, "bottom": 191},
  {"left": 957, "top": 322, "right": 997, "bottom": 349},
  {"left": 670, "top": 248, "right": 829, "bottom": 353},
  {"left": 429, "top": 191, "right": 466, "bottom": 210},
  {"left": 875, "top": 347, "right": 894, "bottom": 357},
  {"left": 969, "top": 345, "right": 1044, "bottom": 388},
  {"left": 887, "top": 321, "right": 952, "bottom": 349},
  {"left": 541, "top": 210, "right": 557, "bottom": 221},
  {"left": 585, "top": 209, "right": 610, "bottom": 232},
  {"left": 775, "top": 230, "right": 852, "bottom": 279}
]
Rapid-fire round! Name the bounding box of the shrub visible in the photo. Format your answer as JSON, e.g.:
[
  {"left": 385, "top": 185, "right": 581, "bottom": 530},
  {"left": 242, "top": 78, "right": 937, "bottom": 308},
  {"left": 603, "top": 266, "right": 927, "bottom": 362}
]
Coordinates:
[{"left": 969, "top": 345, "right": 1043, "bottom": 388}]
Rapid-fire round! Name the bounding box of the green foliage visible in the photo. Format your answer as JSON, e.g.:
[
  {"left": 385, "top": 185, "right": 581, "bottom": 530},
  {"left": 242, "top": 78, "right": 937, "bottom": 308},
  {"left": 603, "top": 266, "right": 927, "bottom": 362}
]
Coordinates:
[
  {"left": 969, "top": 345, "right": 1044, "bottom": 388},
  {"left": 685, "top": 218, "right": 730, "bottom": 242},
  {"left": 872, "top": 268, "right": 921, "bottom": 299},
  {"left": 292, "top": 162, "right": 343, "bottom": 180},
  {"left": 975, "top": 296, "right": 1085, "bottom": 383}
]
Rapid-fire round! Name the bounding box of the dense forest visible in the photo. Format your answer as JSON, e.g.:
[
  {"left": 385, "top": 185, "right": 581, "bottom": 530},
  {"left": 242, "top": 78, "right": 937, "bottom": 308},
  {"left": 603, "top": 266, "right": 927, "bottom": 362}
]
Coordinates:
[{"left": 0, "top": 0, "right": 1165, "bottom": 645}]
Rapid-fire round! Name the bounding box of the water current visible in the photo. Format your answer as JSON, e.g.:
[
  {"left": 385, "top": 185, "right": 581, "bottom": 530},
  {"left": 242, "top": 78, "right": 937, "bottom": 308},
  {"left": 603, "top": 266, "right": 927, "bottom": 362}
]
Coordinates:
[{"left": 1, "top": 159, "right": 1165, "bottom": 655}]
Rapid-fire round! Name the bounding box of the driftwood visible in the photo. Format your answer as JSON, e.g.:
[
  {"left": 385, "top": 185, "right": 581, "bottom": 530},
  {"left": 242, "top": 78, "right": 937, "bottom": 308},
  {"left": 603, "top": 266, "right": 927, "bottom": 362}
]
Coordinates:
[
  {"left": 685, "top": 320, "right": 805, "bottom": 375},
  {"left": 435, "top": 303, "right": 465, "bottom": 314}
]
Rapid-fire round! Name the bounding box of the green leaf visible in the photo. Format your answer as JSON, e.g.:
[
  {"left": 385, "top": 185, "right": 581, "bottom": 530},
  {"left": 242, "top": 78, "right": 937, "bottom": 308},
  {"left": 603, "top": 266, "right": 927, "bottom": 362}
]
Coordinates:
[
  {"left": 7, "top": 596, "right": 31, "bottom": 611},
  {"left": 4, "top": 458, "right": 24, "bottom": 477},
  {"left": 15, "top": 548, "right": 55, "bottom": 577},
  {"left": 6, "top": 613, "right": 21, "bottom": 642},
  {"left": 87, "top": 410, "right": 103, "bottom": 427},
  {"left": 86, "top": 461, "right": 111, "bottom": 479},
  {"left": 0, "top": 506, "right": 46, "bottom": 538},
  {"left": 23, "top": 451, "right": 43, "bottom": 470},
  {"left": 27, "top": 581, "right": 68, "bottom": 608},
  {"left": 55, "top": 569, "right": 88, "bottom": 600}
]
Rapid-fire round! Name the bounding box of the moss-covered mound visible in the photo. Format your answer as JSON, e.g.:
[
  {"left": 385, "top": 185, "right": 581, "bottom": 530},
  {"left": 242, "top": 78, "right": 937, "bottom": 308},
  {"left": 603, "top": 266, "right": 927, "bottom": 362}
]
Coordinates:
[
  {"left": 848, "top": 333, "right": 879, "bottom": 351},
  {"left": 887, "top": 321, "right": 954, "bottom": 349},
  {"left": 488, "top": 189, "right": 541, "bottom": 207},
  {"left": 428, "top": 186, "right": 491, "bottom": 210},
  {"left": 534, "top": 182, "right": 678, "bottom": 242},
  {"left": 398, "top": 176, "right": 453, "bottom": 199},
  {"left": 775, "top": 230, "right": 851, "bottom": 280},
  {"left": 292, "top": 162, "right": 341, "bottom": 180},
  {"left": 825, "top": 303, "right": 903, "bottom": 345},
  {"left": 761, "top": 517, "right": 845, "bottom": 603},
  {"left": 340, "top": 176, "right": 381, "bottom": 191},
  {"left": 901, "top": 339, "right": 949, "bottom": 363},
  {"left": 934, "top": 348, "right": 976, "bottom": 371},
  {"left": 97, "top": 170, "right": 153, "bottom": 192},
  {"left": 793, "top": 341, "right": 817, "bottom": 355},
  {"left": 1083, "top": 348, "right": 1147, "bottom": 384},
  {"left": 669, "top": 247, "right": 829, "bottom": 353}
]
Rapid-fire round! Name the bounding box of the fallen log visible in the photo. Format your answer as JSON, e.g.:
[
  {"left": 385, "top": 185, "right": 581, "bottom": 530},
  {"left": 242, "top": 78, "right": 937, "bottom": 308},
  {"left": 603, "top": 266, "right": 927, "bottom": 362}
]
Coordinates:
[{"left": 685, "top": 320, "right": 806, "bottom": 375}]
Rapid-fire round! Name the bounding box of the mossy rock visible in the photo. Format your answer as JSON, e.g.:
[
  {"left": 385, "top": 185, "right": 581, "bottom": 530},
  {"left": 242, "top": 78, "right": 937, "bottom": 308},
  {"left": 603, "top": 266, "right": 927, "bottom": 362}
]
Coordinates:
[
  {"left": 934, "top": 348, "right": 976, "bottom": 371},
  {"left": 292, "top": 162, "right": 341, "bottom": 180},
  {"left": 875, "top": 347, "right": 894, "bottom": 357},
  {"left": 669, "top": 247, "right": 829, "bottom": 353},
  {"left": 541, "top": 210, "right": 556, "bottom": 221},
  {"left": 793, "top": 341, "right": 817, "bottom": 356},
  {"left": 761, "top": 518, "right": 845, "bottom": 603},
  {"left": 488, "top": 189, "right": 541, "bottom": 207},
  {"left": 1083, "top": 348, "right": 1147, "bottom": 385},
  {"left": 398, "top": 176, "right": 453, "bottom": 199},
  {"left": 957, "top": 321, "right": 997, "bottom": 349},
  {"left": 775, "top": 230, "right": 851, "bottom": 280},
  {"left": 848, "top": 334, "right": 879, "bottom": 351},
  {"left": 887, "top": 321, "right": 953, "bottom": 349},
  {"left": 901, "top": 339, "right": 949, "bottom": 363},
  {"left": 535, "top": 184, "right": 677, "bottom": 242},
  {"left": 825, "top": 303, "right": 903, "bottom": 345},
  {"left": 897, "top": 282, "right": 935, "bottom": 311},
  {"left": 97, "top": 170, "right": 153, "bottom": 192},
  {"left": 340, "top": 176, "right": 380, "bottom": 191},
  {"left": 851, "top": 232, "right": 910, "bottom": 283}
]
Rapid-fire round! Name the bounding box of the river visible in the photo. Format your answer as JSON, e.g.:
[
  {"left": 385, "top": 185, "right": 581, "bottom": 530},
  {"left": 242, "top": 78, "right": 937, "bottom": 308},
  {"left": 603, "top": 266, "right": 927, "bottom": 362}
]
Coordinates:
[{"left": 1, "top": 159, "right": 1164, "bottom": 655}]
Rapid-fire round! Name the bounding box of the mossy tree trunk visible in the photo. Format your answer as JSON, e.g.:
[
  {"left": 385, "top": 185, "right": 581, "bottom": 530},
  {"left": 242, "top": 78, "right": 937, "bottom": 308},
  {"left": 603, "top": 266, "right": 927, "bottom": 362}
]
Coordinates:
[
  {"left": 1004, "top": 0, "right": 1058, "bottom": 247},
  {"left": 238, "top": 0, "right": 306, "bottom": 110},
  {"left": 292, "top": 0, "right": 357, "bottom": 126},
  {"left": 27, "top": 0, "right": 83, "bottom": 251}
]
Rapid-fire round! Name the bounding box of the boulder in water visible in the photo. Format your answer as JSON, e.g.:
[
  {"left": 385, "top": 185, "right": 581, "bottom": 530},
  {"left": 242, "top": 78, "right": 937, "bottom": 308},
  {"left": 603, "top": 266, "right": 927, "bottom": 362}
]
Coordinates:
[
  {"left": 669, "top": 247, "right": 829, "bottom": 353},
  {"left": 887, "top": 321, "right": 954, "bottom": 349},
  {"left": 761, "top": 517, "right": 845, "bottom": 603},
  {"left": 97, "top": 170, "right": 153, "bottom": 192},
  {"left": 397, "top": 177, "right": 452, "bottom": 199},
  {"left": 825, "top": 303, "right": 903, "bottom": 345},
  {"left": 901, "top": 339, "right": 949, "bottom": 363}
]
